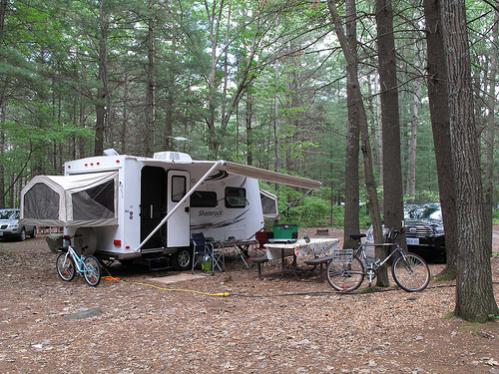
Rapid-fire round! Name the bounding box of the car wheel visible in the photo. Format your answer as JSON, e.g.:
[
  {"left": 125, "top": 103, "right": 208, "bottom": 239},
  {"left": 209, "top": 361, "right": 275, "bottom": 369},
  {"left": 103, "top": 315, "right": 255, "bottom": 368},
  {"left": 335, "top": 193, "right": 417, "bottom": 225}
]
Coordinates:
[
  {"left": 173, "top": 248, "right": 192, "bottom": 270},
  {"left": 19, "top": 228, "right": 26, "bottom": 241},
  {"left": 30, "top": 227, "right": 37, "bottom": 239}
]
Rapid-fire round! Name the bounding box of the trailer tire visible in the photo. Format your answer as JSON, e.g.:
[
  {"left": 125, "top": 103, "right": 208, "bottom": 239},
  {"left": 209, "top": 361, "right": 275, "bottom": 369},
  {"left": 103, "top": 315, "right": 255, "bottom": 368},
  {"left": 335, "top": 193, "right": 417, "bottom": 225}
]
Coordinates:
[{"left": 173, "top": 248, "right": 192, "bottom": 270}]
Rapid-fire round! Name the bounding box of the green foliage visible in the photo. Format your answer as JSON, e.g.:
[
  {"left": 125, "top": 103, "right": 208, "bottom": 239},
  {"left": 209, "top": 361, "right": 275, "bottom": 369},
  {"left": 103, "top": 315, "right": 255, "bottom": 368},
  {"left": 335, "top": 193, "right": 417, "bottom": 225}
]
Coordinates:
[
  {"left": 412, "top": 190, "right": 441, "bottom": 203},
  {"left": 0, "top": 0, "right": 496, "bottom": 227},
  {"left": 493, "top": 209, "right": 499, "bottom": 225},
  {"left": 285, "top": 195, "right": 330, "bottom": 227}
]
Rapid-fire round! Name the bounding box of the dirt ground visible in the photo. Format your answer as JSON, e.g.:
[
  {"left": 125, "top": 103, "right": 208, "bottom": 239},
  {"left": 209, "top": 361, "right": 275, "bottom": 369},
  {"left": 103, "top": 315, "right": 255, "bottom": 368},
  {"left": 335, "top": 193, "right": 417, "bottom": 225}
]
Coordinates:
[{"left": 0, "top": 228, "right": 498, "bottom": 374}]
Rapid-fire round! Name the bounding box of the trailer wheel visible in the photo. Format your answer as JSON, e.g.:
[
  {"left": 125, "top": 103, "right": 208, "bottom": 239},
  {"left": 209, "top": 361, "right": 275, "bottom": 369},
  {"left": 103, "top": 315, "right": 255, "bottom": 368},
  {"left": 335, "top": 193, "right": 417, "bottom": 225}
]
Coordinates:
[{"left": 174, "top": 248, "right": 192, "bottom": 270}]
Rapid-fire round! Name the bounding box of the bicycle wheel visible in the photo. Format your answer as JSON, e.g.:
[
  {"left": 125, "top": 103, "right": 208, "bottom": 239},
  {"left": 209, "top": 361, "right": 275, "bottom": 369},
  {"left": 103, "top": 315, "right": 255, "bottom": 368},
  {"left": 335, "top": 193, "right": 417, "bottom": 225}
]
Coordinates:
[
  {"left": 326, "top": 257, "right": 365, "bottom": 292},
  {"left": 392, "top": 252, "right": 430, "bottom": 292},
  {"left": 83, "top": 256, "right": 101, "bottom": 287},
  {"left": 56, "top": 253, "right": 75, "bottom": 282}
]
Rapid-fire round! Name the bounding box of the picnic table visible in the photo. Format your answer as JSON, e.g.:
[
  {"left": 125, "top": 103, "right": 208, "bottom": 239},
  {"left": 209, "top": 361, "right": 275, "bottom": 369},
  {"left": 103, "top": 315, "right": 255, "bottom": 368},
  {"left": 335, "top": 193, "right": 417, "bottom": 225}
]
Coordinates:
[{"left": 264, "top": 238, "right": 340, "bottom": 261}]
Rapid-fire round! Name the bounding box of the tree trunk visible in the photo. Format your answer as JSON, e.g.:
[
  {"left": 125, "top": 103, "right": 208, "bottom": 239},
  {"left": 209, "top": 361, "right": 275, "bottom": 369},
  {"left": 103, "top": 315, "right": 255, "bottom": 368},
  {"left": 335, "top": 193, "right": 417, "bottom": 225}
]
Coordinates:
[
  {"left": 205, "top": 0, "right": 224, "bottom": 158},
  {"left": 327, "top": 0, "right": 384, "bottom": 261},
  {"left": 144, "top": 0, "right": 156, "bottom": 156},
  {"left": 406, "top": 80, "right": 422, "bottom": 201},
  {"left": 94, "top": 0, "right": 109, "bottom": 156},
  {"left": 366, "top": 73, "right": 380, "bottom": 176},
  {"left": 423, "top": 0, "right": 458, "bottom": 279},
  {"left": 440, "top": 0, "right": 498, "bottom": 322},
  {"left": 218, "top": 2, "right": 231, "bottom": 155},
  {"left": 273, "top": 93, "right": 280, "bottom": 172},
  {"left": 78, "top": 94, "right": 86, "bottom": 158},
  {"left": 235, "top": 101, "right": 240, "bottom": 157},
  {"left": 121, "top": 73, "right": 129, "bottom": 154},
  {"left": 246, "top": 91, "right": 253, "bottom": 166},
  {"left": 376, "top": 0, "right": 404, "bottom": 286},
  {"left": 0, "top": 102, "right": 5, "bottom": 209},
  {"left": 342, "top": 0, "right": 360, "bottom": 250},
  {"left": 483, "top": 10, "right": 498, "bottom": 256},
  {"left": 0, "top": 0, "right": 6, "bottom": 208},
  {"left": 0, "top": 0, "right": 6, "bottom": 36}
]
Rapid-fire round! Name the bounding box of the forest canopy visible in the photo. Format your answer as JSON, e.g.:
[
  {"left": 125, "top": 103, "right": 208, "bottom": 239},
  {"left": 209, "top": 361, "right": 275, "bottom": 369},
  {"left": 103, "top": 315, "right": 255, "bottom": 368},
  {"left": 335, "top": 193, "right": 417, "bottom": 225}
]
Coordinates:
[{"left": 0, "top": 0, "right": 497, "bottom": 227}]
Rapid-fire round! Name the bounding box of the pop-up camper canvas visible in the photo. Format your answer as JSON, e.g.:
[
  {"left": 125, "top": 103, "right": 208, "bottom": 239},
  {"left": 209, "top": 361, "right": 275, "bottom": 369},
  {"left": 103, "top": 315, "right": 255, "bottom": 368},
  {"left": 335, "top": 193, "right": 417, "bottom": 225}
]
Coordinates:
[{"left": 21, "top": 151, "right": 320, "bottom": 269}]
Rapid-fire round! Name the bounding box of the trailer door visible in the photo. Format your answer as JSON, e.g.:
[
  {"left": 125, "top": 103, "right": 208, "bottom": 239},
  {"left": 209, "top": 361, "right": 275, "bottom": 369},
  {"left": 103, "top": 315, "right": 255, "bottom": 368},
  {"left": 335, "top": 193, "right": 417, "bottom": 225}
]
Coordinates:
[
  {"left": 141, "top": 167, "right": 167, "bottom": 249},
  {"left": 167, "top": 170, "right": 190, "bottom": 247}
]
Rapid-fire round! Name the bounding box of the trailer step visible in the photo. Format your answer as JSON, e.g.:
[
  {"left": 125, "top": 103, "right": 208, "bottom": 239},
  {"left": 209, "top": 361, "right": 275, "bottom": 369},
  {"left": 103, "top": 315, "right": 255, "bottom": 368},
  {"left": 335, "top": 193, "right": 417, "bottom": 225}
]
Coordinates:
[{"left": 143, "top": 257, "right": 172, "bottom": 272}]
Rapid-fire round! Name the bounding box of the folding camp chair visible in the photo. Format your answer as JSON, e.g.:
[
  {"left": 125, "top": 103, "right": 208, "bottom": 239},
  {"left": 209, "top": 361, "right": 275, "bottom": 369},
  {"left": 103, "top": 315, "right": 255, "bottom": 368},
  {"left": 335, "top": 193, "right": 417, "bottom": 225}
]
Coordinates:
[{"left": 191, "top": 233, "right": 224, "bottom": 273}]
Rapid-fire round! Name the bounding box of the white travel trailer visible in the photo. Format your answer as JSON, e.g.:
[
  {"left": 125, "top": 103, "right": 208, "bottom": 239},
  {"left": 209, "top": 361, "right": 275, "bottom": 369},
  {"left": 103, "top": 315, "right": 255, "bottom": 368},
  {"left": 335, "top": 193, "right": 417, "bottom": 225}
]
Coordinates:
[{"left": 21, "top": 151, "right": 320, "bottom": 269}]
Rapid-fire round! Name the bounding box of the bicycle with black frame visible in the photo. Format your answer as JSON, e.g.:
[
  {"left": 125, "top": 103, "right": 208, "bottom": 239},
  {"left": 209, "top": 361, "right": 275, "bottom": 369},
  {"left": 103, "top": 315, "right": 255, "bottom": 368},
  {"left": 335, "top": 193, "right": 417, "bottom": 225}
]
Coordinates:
[{"left": 326, "top": 228, "right": 430, "bottom": 293}]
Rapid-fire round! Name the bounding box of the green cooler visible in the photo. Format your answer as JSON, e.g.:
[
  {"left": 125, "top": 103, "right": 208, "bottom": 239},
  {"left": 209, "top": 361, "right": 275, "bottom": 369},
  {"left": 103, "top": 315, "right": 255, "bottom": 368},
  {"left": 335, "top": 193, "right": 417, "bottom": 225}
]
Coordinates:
[{"left": 272, "top": 224, "right": 299, "bottom": 240}]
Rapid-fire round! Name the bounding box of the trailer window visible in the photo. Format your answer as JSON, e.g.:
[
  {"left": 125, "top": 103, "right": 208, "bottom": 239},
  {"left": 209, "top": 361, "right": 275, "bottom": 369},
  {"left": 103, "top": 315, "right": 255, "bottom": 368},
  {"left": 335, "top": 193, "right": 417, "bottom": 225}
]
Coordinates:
[
  {"left": 225, "top": 187, "right": 246, "bottom": 208},
  {"left": 260, "top": 192, "right": 278, "bottom": 217},
  {"left": 24, "top": 183, "right": 60, "bottom": 220},
  {"left": 190, "top": 191, "right": 218, "bottom": 208},
  {"left": 72, "top": 180, "right": 115, "bottom": 221},
  {"left": 171, "top": 176, "right": 186, "bottom": 202}
]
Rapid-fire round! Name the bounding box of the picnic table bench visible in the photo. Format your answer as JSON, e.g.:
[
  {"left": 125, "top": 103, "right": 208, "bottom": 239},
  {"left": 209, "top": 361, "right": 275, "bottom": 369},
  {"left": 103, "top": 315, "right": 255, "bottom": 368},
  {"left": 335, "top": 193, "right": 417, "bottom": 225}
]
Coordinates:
[{"left": 304, "top": 255, "right": 334, "bottom": 281}]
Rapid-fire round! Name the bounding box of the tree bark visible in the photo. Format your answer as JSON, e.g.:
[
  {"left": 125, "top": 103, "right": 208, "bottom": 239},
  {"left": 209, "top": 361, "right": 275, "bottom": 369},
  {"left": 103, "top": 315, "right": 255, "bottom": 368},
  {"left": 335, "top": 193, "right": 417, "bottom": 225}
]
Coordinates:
[
  {"left": 440, "top": 0, "right": 498, "bottom": 322},
  {"left": 0, "top": 0, "right": 6, "bottom": 36},
  {"left": 121, "top": 72, "right": 129, "bottom": 154},
  {"left": 0, "top": 102, "right": 5, "bottom": 209},
  {"left": 94, "top": 0, "right": 109, "bottom": 156},
  {"left": 78, "top": 93, "right": 86, "bottom": 159},
  {"left": 375, "top": 0, "right": 404, "bottom": 286},
  {"left": 0, "top": 0, "right": 5, "bottom": 207},
  {"left": 327, "top": 0, "right": 384, "bottom": 263},
  {"left": 366, "top": 73, "right": 381, "bottom": 178},
  {"left": 246, "top": 90, "right": 253, "bottom": 165},
  {"left": 144, "top": 0, "right": 156, "bottom": 156},
  {"left": 406, "top": 80, "right": 421, "bottom": 201},
  {"left": 342, "top": 0, "right": 360, "bottom": 250},
  {"left": 0, "top": 0, "right": 6, "bottom": 208},
  {"left": 205, "top": 0, "right": 224, "bottom": 157},
  {"left": 423, "top": 0, "right": 458, "bottom": 278},
  {"left": 273, "top": 91, "right": 280, "bottom": 173},
  {"left": 483, "top": 10, "right": 498, "bottom": 256}
]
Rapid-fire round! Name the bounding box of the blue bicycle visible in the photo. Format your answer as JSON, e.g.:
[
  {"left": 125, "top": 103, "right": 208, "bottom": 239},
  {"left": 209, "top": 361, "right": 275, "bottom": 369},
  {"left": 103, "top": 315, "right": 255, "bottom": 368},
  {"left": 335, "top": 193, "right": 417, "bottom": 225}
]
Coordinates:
[{"left": 56, "top": 237, "right": 101, "bottom": 287}]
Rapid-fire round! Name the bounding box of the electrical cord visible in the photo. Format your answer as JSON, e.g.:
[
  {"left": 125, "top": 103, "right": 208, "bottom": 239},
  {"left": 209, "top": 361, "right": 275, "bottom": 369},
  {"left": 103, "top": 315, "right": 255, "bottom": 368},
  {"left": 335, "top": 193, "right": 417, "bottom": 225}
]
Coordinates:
[{"left": 100, "top": 264, "right": 499, "bottom": 300}]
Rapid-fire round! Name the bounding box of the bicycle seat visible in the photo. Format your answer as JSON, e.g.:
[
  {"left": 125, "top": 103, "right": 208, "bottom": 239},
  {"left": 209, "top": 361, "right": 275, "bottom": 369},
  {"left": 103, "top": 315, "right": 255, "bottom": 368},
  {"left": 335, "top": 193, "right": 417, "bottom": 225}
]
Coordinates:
[{"left": 350, "top": 234, "right": 366, "bottom": 240}]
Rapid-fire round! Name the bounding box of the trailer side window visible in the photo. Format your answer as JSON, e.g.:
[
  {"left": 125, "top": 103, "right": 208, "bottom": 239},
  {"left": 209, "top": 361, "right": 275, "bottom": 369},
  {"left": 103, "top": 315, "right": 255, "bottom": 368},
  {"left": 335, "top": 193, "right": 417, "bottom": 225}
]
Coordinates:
[
  {"left": 72, "top": 180, "right": 115, "bottom": 221},
  {"left": 171, "top": 176, "right": 186, "bottom": 202},
  {"left": 190, "top": 191, "right": 218, "bottom": 208},
  {"left": 24, "top": 183, "right": 60, "bottom": 220},
  {"left": 225, "top": 187, "right": 246, "bottom": 208}
]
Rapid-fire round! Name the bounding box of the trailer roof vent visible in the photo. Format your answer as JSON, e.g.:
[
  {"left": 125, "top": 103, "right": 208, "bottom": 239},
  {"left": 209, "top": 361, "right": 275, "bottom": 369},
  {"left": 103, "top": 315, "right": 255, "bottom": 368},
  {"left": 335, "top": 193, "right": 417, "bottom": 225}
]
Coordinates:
[
  {"left": 153, "top": 151, "right": 192, "bottom": 163},
  {"left": 103, "top": 148, "right": 120, "bottom": 156}
]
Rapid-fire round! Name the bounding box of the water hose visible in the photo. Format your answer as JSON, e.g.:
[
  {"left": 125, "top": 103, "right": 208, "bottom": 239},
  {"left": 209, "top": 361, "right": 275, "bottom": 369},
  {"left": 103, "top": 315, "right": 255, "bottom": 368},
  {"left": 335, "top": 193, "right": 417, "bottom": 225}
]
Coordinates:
[{"left": 102, "top": 276, "right": 231, "bottom": 297}]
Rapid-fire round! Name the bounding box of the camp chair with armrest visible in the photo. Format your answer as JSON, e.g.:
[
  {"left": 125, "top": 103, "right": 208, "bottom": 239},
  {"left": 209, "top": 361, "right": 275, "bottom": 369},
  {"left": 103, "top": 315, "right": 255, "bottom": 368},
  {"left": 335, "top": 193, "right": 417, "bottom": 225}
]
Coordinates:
[{"left": 191, "top": 232, "right": 224, "bottom": 273}]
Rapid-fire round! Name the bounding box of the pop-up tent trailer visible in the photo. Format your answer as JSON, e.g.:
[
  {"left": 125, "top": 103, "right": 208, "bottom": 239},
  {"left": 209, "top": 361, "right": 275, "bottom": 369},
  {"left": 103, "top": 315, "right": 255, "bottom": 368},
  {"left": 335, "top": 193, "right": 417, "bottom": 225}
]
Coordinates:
[{"left": 21, "top": 151, "right": 320, "bottom": 269}]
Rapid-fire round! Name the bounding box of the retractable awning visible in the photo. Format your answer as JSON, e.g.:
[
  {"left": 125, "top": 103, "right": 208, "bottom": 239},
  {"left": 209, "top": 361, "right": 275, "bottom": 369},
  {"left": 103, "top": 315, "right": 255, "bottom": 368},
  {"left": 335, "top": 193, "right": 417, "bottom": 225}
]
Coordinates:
[
  {"left": 220, "top": 161, "right": 321, "bottom": 190},
  {"left": 136, "top": 160, "right": 321, "bottom": 250}
]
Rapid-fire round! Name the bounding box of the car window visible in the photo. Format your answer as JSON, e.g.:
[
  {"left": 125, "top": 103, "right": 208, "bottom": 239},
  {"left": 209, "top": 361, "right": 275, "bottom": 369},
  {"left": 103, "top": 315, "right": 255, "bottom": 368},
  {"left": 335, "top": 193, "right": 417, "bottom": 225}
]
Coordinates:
[
  {"left": 0, "top": 210, "right": 15, "bottom": 219},
  {"left": 429, "top": 210, "right": 442, "bottom": 220},
  {"left": 404, "top": 204, "right": 441, "bottom": 220},
  {"left": 421, "top": 207, "right": 438, "bottom": 219}
]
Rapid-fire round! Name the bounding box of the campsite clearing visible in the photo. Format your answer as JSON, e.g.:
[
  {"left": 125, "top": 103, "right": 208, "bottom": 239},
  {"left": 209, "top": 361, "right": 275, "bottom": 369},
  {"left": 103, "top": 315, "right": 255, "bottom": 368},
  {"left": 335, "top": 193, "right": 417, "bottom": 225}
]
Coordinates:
[{"left": 0, "top": 232, "right": 498, "bottom": 374}]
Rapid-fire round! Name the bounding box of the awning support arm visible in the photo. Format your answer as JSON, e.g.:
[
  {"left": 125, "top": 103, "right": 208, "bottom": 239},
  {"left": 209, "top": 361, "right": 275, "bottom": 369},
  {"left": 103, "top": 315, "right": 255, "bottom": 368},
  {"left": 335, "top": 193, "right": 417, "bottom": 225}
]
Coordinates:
[{"left": 135, "top": 160, "right": 223, "bottom": 251}]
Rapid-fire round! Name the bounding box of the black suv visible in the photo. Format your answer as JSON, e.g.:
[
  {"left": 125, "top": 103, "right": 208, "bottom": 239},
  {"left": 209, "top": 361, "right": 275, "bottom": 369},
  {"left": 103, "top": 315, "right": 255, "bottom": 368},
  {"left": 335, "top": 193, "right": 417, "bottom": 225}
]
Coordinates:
[{"left": 404, "top": 203, "right": 445, "bottom": 260}]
